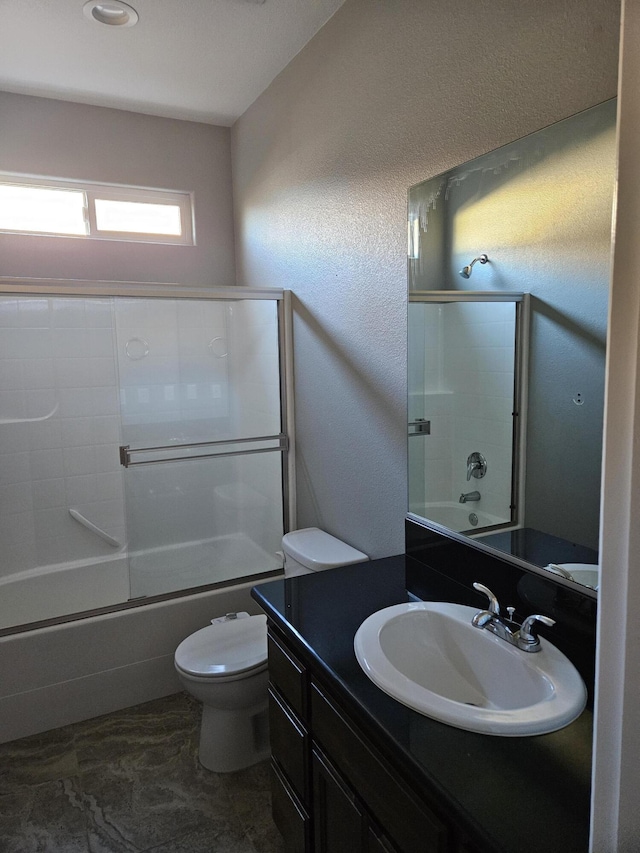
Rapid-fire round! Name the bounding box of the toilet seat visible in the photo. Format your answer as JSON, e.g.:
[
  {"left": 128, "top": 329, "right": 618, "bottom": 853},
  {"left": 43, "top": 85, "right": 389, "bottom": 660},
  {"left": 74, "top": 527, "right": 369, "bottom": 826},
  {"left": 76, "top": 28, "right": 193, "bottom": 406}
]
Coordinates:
[
  {"left": 175, "top": 659, "right": 267, "bottom": 684},
  {"left": 174, "top": 614, "right": 267, "bottom": 679}
]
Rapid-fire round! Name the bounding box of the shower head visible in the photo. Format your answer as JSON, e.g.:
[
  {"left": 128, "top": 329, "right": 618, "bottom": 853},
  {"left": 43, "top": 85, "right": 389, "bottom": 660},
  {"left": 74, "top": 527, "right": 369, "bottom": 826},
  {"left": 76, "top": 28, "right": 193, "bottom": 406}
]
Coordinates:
[{"left": 459, "top": 254, "right": 489, "bottom": 278}]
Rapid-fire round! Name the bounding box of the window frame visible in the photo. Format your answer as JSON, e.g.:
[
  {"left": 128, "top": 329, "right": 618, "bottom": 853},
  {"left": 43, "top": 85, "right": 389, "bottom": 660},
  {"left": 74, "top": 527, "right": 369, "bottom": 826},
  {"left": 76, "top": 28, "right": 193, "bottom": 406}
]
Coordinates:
[{"left": 0, "top": 173, "right": 195, "bottom": 246}]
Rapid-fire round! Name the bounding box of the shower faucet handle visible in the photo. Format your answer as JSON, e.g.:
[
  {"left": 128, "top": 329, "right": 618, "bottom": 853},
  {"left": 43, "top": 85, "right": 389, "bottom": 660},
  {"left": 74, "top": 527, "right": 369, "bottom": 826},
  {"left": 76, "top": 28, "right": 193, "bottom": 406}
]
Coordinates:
[{"left": 466, "top": 452, "right": 487, "bottom": 480}]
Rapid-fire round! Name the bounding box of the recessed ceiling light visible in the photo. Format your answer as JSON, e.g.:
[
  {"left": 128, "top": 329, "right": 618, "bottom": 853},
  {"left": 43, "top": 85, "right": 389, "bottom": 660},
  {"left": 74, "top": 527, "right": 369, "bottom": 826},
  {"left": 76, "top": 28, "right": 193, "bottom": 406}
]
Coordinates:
[{"left": 83, "top": 1, "right": 139, "bottom": 27}]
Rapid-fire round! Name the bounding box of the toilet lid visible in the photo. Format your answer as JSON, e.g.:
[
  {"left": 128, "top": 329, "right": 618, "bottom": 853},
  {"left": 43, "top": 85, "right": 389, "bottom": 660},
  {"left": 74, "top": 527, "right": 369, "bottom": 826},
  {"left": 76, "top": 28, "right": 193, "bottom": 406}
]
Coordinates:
[
  {"left": 283, "top": 527, "right": 368, "bottom": 570},
  {"left": 175, "top": 614, "right": 267, "bottom": 677}
]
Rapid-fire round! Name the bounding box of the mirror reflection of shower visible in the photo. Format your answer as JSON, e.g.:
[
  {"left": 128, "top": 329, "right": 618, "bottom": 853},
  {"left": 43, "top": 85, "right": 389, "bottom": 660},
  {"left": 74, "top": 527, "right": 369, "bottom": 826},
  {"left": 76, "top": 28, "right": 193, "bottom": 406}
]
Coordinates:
[
  {"left": 408, "top": 100, "right": 615, "bottom": 577},
  {"left": 459, "top": 254, "right": 489, "bottom": 279},
  {"left": 407, "top": 292, "right": 525, "bottom": 536}
]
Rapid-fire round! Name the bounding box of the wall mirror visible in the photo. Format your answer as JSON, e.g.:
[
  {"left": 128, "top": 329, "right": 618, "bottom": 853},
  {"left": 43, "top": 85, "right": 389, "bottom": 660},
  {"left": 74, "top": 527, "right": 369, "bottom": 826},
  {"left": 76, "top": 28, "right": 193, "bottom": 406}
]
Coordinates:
[{"left": 407, "top": 98, "right": 616, "bottom": 593}]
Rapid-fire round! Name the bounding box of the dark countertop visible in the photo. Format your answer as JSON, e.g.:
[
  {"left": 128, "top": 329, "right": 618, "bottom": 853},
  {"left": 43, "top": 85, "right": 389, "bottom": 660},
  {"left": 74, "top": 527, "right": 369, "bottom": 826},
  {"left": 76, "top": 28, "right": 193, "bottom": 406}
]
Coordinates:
[
  {"left": 478, "top": 527, "right": 599, "bottom": 572},
  {"left": 252, "top": 554, "right": 592, "bottom": 853}
]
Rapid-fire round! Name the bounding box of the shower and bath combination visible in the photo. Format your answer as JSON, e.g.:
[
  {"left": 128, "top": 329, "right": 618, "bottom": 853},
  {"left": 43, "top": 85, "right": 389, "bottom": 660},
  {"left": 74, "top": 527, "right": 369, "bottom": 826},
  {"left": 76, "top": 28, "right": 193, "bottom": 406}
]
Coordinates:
[{"left": 0, "top": 283, "right": 294, "bottom": 634}]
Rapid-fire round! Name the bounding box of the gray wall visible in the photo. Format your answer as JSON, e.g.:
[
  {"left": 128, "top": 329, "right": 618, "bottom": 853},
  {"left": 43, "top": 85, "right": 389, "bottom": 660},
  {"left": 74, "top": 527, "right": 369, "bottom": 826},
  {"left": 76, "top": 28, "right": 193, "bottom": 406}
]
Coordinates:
[
  {"left": 231, "top": 0, "right": 620, "bottom": 558},
  {"left": 0, "top": 92, "right": 235, "bottom": 287}
]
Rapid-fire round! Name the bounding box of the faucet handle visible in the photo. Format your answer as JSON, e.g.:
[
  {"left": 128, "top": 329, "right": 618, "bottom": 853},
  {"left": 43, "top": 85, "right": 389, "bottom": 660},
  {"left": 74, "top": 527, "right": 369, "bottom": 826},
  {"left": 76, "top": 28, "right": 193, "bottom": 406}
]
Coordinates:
[
  {"left": 519, "top": 614, "right": 556, "bottom": 648},
  {"left": 473, "top": 582, "right": 500, "bottom": 615}
]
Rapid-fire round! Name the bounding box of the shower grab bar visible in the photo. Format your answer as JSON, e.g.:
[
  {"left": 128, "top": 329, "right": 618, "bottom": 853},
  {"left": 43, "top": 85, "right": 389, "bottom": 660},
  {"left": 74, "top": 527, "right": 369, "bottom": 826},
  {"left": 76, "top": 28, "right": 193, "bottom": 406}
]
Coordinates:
[
  {"left": 0, "top": 402, "right": 59, "bottom": 425},
  {"left": 68, "top": 508, "right": 123, "bottom": 548},
  {"left": 119, "top": 434, "right": 288, "bottom": 468}
]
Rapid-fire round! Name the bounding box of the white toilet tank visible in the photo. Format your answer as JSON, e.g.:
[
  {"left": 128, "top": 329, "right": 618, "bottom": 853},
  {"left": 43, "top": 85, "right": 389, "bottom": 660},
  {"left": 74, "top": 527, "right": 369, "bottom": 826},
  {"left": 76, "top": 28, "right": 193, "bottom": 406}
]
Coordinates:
[{"left": 282, "top": 527, "right": 369, "bottom": 577}]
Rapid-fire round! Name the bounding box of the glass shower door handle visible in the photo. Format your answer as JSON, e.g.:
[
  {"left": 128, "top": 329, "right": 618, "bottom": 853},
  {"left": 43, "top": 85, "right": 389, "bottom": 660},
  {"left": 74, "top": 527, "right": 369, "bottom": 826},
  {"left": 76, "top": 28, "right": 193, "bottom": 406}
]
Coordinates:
[
  {"left": 119, "top": 434, "right": 288, "bottom": 468},
  {"left": 408, "top": 419, "right": 431, "bottom": 436}
]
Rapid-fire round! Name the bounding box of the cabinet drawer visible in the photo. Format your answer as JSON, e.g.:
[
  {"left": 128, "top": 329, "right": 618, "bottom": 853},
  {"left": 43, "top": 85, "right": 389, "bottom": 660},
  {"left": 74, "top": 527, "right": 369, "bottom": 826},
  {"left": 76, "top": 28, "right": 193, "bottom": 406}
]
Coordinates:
[
  {"left": 271, "top": 758, "right": 310, "bottom": 853},
  {"left": 268, "top": 629, "right": 307, "bottom": 719},
  {"left": 269, "top": 685, "right": 308, "bottom": 802},
  {"left": 311, "top": 681, "right": 449, "bottom": 853}
]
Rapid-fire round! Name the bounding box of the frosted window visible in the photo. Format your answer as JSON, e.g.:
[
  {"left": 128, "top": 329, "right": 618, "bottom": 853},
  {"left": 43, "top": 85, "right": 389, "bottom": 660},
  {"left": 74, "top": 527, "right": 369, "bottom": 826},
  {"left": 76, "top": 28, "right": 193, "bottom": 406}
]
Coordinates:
[
  {"left": 0, "top": 175, "right": 193, "bottom": 245},
  {"left": 0, "top": 184, "right": 87, "bottom": 236},
  {"left": 95, "top": 199, "right": 183, "bottom": 236}
]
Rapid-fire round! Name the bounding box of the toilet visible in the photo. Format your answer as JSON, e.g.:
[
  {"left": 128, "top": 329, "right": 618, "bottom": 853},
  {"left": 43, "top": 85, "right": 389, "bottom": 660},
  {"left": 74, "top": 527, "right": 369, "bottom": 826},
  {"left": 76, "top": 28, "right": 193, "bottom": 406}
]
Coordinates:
[
  {"left": 280, "top": 526, "right": 369, "bottom": 576},
  {"left": 174, "top": 527, "right": 368, "bottom": 772}
]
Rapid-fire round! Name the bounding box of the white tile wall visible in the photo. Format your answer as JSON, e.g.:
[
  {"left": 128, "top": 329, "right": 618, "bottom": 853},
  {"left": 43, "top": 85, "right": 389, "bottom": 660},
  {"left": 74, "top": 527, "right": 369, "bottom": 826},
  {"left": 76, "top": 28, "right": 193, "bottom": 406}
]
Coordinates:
[
  {"left": 0, "top": 296, "right": 124, "bottom": 580},
  {"left": 408, "top": 300, "right": 516, "bottom": 522},
  {"left": 408, "top": 303, "right": 455, "bottom": 511},
  {"left": 120, "top": 298, "right": 284, "bottom": 574},
  {"left": 0, "top": 294, "right": 285, "bottom": 625},
  {"left": 226, "top": 300, "right": 283, "bottom": 555},
  {"left": 114, "top": 297, "right": 231, "bottom": 444},
  {"left": 445, "top": 302, "right": 516, "bottom": 520}
]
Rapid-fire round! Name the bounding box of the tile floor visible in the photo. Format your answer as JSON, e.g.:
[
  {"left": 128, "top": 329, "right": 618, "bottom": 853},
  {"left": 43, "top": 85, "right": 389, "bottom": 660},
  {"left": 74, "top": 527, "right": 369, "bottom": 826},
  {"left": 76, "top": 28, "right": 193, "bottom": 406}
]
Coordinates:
[{"left": 0, "top": 692, "right": 285, "bottom": 853}]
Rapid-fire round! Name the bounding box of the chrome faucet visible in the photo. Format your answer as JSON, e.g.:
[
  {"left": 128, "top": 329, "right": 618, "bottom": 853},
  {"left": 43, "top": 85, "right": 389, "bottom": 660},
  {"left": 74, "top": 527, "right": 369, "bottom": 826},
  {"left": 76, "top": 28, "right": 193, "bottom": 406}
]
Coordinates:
[
  {"left": 466, "top": 451, "right": 487, "bottom": 481},
  {"left": 471, "top": 582, "right": 556, "bottom": 652},
  {"left": 459, "top": 490, "right": 481, "bottom": 503}
]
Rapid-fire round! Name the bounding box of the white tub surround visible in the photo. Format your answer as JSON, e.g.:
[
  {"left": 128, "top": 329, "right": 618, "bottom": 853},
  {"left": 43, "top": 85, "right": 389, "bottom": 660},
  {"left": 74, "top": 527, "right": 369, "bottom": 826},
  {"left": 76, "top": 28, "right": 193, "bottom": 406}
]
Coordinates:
[{"left": 0, "top": 578, "right": 277, "bottom": 744}]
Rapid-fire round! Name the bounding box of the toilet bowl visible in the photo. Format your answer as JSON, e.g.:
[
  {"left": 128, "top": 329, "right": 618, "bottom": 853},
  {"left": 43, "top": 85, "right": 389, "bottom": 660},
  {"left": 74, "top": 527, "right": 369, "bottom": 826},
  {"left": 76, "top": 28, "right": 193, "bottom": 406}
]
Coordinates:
[
  {"left": 175, "top": 528, "right": 368, "bottom": 772},
  {"left": 174, "top": 612, "right": 269, "bottom": 772}
]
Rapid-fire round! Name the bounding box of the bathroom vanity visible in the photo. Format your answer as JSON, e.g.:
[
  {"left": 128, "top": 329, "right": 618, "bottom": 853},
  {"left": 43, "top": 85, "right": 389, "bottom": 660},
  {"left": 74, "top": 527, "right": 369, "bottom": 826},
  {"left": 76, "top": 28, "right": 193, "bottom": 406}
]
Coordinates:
[{"left": 252, "top": 548, "right": 594, "bottom": 853}]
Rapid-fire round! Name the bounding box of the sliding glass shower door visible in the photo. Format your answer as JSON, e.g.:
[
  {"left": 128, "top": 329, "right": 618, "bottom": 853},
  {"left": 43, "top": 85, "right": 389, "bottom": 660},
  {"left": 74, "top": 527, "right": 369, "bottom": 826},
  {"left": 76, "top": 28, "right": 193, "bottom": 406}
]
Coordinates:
[
  {"left": 408, "top": 294, "right": 523, "bottom": 535},
  {"left": 115, "top": 295, "right": 287, "bottom": 598}
]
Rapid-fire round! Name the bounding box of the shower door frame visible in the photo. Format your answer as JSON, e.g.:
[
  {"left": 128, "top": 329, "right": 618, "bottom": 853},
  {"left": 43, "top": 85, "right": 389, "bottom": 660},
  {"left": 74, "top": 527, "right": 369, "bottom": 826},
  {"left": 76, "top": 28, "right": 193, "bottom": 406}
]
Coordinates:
[
  {"left": 0, "top": 278, "right": 296, "bottom": 633},
  {"left": 407, "top": 290, "right": 529, "bottom": 537}
]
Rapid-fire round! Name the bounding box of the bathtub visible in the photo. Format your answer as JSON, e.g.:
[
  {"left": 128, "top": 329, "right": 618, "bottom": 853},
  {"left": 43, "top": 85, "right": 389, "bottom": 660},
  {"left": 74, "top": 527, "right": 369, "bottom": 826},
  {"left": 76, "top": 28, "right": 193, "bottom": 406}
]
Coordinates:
[
  {"left": 0, "top": 532, "right": 282, "bottom": 632},
  {"left": 413, "top": 501, "right": 510, "bottom": 533},
  {"left": 0, "top": 571, "right": 282, "bottom": 744},
  {"left": 129, "top": 532, "right": 283, "bottom": 597},
  {"left": 0, "top": 553, "right": 130, "bottom": 631}
]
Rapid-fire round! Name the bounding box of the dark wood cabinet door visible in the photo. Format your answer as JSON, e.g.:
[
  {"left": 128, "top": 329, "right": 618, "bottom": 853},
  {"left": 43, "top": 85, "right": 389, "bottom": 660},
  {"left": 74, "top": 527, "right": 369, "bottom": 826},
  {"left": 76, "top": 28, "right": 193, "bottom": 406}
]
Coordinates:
[
  {"left": 271, "top": 759, "right": 310, "bottom": 853},
  {"left": 311, "top": 682, "right": 449, "bottom": 853},
  {"left": 312, "top": 748, "right": 365, "bottom": 853},
  {"left": 366, "top": 824, "right": 398, "bottom": 853}
]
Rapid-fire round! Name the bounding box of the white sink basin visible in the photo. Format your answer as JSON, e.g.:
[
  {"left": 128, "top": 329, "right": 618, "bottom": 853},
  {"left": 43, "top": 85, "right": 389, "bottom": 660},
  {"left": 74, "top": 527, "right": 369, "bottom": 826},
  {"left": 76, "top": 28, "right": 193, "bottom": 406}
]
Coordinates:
[
  {"left": 354, "top": 601, "right": 587, "bottom": 736},
  {"left": 546, "top": 563, "right": 600, "bottom": 590}
]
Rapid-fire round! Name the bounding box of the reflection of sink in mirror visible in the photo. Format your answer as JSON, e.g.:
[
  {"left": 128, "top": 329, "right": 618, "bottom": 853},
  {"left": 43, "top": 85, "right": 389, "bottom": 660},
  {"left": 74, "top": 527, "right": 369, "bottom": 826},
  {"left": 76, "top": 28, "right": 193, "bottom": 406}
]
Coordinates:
[
  {"left": 409, "top": 501, "right": 506, "bottom": 533},
  {"left": 354, "top": 601, "right": 587, "bottom": 737},
  {"left": 546, "top": 563, "right": 600, "bottom": 590}
]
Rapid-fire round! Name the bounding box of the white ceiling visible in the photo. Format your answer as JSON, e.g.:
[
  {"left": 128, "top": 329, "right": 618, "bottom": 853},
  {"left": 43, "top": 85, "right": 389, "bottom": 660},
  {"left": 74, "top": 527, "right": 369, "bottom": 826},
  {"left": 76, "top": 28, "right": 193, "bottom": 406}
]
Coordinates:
[{"left": 0, "top": 0, "right": 346, "bottom": 126}]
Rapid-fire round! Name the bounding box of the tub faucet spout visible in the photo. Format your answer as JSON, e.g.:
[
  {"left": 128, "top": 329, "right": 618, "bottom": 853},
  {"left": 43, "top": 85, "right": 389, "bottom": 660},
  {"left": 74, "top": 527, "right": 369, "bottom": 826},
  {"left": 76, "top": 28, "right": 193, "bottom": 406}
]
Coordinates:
[{"left": 459, "top": 490, "right": 480, "bottom": 503}]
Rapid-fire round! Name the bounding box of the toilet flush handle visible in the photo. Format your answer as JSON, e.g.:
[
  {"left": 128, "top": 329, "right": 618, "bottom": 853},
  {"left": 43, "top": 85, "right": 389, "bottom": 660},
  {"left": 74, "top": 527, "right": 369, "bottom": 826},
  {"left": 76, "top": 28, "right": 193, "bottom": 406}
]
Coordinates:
[{"left": 211, "top": 611, "right": 250, "bottom": 624}]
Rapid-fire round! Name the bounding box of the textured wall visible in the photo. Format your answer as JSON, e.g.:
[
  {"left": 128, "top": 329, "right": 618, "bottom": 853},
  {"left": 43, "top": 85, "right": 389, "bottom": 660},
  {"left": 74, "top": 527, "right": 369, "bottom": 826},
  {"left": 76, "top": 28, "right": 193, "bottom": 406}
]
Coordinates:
[
  {"left": 231, "top": 0, "right": 620, "bottom": 558},
  {"left": 0, "top": 92, "right": 235, "bottom": 286}
]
